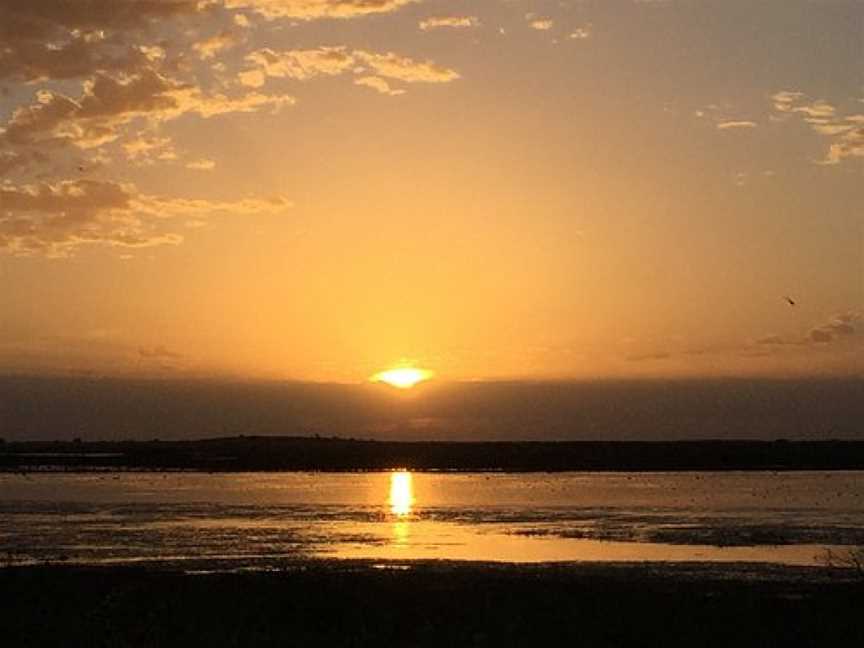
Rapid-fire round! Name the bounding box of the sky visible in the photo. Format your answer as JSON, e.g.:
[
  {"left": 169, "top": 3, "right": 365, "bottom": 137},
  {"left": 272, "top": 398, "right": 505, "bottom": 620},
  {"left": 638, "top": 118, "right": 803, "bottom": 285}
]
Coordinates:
[{"left": 1, "top": 0, "right": 862, "bottom": 383}]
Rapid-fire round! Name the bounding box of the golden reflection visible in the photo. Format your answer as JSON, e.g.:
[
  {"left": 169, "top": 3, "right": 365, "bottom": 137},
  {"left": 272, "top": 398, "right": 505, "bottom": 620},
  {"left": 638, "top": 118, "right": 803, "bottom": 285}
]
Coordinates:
[
  {"left": 392, "top": 520, "right": 410, "bottom": 546},
  {"left": 389, "top": 470, "right": 414, "bottom": 516}
]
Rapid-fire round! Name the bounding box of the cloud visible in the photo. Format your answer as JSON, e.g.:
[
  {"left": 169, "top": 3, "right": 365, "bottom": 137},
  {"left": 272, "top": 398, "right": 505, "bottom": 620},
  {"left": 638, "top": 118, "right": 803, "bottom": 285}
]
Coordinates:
[
  {"left": 132, "top": 194, "right": 292, "bottom": 219},
  {"left": 773, "top": 92, "right": 835, "bottom": 120},
  {"left": 568, "top": 27, "right": 591, "bottom": 40},
  {"left": 173, "top": 88, "right": 296, "bottom": 118},
  {"left": 1, "top": 68, "right": 295, "bottom": 157},
  {"left": 1, "top": 2, "right": 451, "bottom": 184},
  {"left": 240, "top": 47, "right": 355, "bottom": 86},
  {"left": 0, "top": 0, "right": 458, "bottom": 259},
  {"left": 419, "top": 16, "right": 479, "bottom": 31},
  {"left": 809, "top": 329, "right": 834, "bottom": 344},
  {"left": 824, "top": 127, "right": 864, "bottom": 164},
  {"left": 240, "top": 47, "right": 460, "bottom": 90},
  {"left": 772, "top": 90, "right": 864, "bottom": 164},
  {"left": 625, "top": 351, "right": 671, "bottom": 362},
  {"left": 193, "top": 30, "right": 240, "bottom": 60},
  {"left": 7, "top": 73, "right": 175, "bottom": 148},
  {"left": 0, "top": 179, "right": 175, "bottom": 256},
  {"left": 223, "top": 0, "right": 416, "bottom": 21},
  {"left": 717, "top": 120, "right": 757, "bottom": 130},
  {"left": 696, "top": 104, "right": 757, "bottom": 132},
  {"left": 755, "top": 334, "right": 797, "bottom": 346},
  {"left": 0, "top": 0, "right": 417, "bottom": 79},
  {"left": 186, "top": 158, "right": 217, "bottom": 170},
  {"left": 139, "top": 345, "right": 182, "bottom": 360},
  {"left": 123, "top": 134, "right": 177, "bottom": 163},
  {"left": 752, "top": 312, "right": 861, "bottom": 352},
  {"left": 356, "top": 51, "right": 460, "bottom": 83},
  {"left": 529, "top": 19, "right": 554, "bottom": 31},
  {"left": 808, "top": 313, "right": 860, "bottom": 344},
  {"left": 137, "top": 344, "right": 187, "bottom": 372},
  {"left": 771, "top": 90, "right": 804, "bottom": 110},
  {"left": 625, "top": 312, "right": 862, "bottom": 366},
  {"left": 0, "top": 152, "right": 30, "bottom": 177},
  {"left": 0, "top": 178, "right": 291, "bottom": 256},
  {"left": 354, "top": 76, "right": 405, "bottom": 96},
  {"left": 0, "top": 1, "right": 202, "bottom": 82}
]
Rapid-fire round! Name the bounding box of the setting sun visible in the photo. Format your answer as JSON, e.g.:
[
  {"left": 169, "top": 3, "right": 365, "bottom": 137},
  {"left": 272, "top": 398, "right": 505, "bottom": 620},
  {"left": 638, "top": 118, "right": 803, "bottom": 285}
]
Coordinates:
[{"left": 372, "top": 368, "right": 433, "bottom": 389}]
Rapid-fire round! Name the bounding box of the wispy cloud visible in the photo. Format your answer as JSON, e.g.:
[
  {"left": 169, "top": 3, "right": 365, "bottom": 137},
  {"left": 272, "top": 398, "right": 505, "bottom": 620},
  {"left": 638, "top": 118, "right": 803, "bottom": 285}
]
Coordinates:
[
  {"left": 354, "top": 76, "right": 405, "bottom": 96},
  {"left": 240, "top": 47, "right": 355, "bottom": 86},
  {"left": 0, "top": 1, "right": 201, "bottom": 82},
  {"left": 419, "top": 16, "right": 479, "bottom": 31},
  {"left": 123, "top": 135, "right": 177, "bottom": 164},
  {"left": 193, "top": 30, "right": 240, "bottom": 61},
  {"left": 223, "top": 0, "right": 417, "bottom": 21},
  {"left": 625, "top": 351, "right": 671, "bottom": 362},
  {"left": 696, "top": 104, "right": 758, "bottom": 132},
  {"left": 0, "top": 179, "right": 291, "bottom": 257},
  {"left": 239, "top": 47, "right": 460, "bottom": 92},
  {"left": 772, "top": 90, "right": 864, "bottom": 164},
  {"left": 753, "top": 312, "right": 862, "bottom": 349},
  {"left": 357, "top": 51, "right": 460, "bottom": 83},
  {"left": 2, "top": 69, "right": 295, "bottom": 154},
  {"left": 0, "top": 0, "right": 464, "bottom": 264},
  {"left": 139, "top": 345, "right": 183, "bottom": 360},
  {"left": 808, "top": 312, "right": 860, "bottom": 344},
  {"left": 717, "top": 120, "right": 757, "bottom": 130},
  {"left": 529, "top": 19, "right": 554, "bottom": 31},
  {"left": 185, "top": 158, "right": 217, "bottom": 170}
]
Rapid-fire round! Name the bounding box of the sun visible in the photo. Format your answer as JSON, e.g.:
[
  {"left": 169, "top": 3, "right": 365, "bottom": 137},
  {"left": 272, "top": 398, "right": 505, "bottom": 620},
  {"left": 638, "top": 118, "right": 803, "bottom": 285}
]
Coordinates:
[{"left": 372, "top": 367, "right": 433, "bottom": 389}]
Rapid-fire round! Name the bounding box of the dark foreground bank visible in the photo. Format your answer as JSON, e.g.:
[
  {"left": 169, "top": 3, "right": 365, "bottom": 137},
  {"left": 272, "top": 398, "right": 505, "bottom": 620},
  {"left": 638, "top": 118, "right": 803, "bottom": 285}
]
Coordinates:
[{"left": 3, "top": 561, "right": 862, "bottom": 647}]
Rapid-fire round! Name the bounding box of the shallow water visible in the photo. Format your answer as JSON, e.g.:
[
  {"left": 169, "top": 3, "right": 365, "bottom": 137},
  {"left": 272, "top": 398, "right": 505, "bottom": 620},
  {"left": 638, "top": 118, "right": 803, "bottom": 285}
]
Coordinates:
[{"left": 1, "top": 471, "right": 862, "bottom": 568}]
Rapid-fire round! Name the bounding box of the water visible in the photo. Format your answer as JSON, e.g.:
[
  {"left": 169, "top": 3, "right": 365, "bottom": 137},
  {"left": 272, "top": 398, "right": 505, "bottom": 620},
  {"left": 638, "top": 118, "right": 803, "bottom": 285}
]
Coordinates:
[{"left": 2, "top": 471, "right": 863, "bottom": 569}]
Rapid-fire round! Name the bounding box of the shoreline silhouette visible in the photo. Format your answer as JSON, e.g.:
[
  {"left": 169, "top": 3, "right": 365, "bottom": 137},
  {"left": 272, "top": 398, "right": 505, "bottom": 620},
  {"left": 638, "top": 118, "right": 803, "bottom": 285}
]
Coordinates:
[{"left": 3, "top": 436, "right": 864, "bottom": 472}]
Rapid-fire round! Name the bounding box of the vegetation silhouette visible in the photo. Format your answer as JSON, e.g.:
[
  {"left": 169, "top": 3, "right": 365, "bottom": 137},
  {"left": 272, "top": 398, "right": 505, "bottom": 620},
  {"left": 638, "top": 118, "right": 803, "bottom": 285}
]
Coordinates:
[
  {"left": 822, "top": 546, "right": 864, "bottom": 578},
  {"left": 3, "top": 437, "right": 864, "bottom": 472},
  {"left": 2, "top": 562, "right": 863, "bottom": 647}
]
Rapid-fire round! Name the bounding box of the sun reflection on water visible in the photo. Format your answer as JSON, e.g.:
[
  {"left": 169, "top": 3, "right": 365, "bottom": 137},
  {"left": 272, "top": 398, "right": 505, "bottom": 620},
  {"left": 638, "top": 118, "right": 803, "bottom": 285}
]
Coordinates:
[
  {"left": 392, "top": 520, "right": 410, "bottom": 546},
  {"left": 389, "top": 470, "right": 414, "bottom": 517}
]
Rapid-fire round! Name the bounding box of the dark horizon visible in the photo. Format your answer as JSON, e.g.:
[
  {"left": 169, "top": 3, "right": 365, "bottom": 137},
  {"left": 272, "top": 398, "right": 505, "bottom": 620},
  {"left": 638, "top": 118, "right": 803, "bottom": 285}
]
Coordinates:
[{"left": 2, "top": 373, "right": 862, "bottom": 443}]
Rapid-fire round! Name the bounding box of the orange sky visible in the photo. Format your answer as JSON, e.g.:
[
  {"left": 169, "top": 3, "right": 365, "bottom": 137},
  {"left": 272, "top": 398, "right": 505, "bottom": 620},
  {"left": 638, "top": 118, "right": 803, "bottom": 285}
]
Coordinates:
[{"left": 0, "top": 1, "right": 862, "bottom": 382}]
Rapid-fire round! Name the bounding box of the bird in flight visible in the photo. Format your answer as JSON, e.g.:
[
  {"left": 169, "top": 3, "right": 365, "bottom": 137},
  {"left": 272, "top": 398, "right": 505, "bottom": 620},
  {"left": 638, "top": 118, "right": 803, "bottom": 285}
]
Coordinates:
[{"left": 784, "top": 296, "right": 796, "bottom": 306}]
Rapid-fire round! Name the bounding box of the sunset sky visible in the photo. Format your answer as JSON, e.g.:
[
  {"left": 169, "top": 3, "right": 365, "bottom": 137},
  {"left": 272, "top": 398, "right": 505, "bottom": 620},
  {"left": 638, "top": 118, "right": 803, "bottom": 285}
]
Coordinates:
[{"left": 1, "top": 0, "right": 862, "bottom": 383}]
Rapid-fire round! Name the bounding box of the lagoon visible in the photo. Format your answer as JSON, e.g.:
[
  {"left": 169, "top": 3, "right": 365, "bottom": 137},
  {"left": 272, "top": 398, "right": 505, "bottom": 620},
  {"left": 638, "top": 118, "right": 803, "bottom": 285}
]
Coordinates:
[{"left": 2, "top": 471, "right": 862, "bottom": 568}]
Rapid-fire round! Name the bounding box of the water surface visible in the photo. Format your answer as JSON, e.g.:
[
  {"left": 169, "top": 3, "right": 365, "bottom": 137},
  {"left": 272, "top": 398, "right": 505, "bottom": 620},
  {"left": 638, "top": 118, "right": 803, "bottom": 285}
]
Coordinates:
[{"left": 2, "top": 471, "right": 862, "bottom": 568}]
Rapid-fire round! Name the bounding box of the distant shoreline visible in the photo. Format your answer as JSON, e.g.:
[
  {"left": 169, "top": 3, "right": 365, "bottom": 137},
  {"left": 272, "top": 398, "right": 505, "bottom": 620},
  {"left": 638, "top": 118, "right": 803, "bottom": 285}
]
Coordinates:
[{"left": 4, "top": 437, "right": 864, "bottom": 472}]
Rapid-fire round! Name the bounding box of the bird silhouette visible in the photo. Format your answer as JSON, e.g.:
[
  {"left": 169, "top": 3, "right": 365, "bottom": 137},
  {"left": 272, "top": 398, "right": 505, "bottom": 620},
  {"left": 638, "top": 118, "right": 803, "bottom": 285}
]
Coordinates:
[{"left": 784, "top": 296, "right": 796, "bottom": 306}]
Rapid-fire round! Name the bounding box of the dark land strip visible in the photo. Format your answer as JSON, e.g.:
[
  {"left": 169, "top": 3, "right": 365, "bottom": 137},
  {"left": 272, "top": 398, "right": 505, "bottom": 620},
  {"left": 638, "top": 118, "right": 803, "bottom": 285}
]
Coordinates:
[
  {"left": 3, "top": 437, "right": 864, "bottom": 472},
  {"left": 2, "top": 561, "right": 863, "bottom": 647}
]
